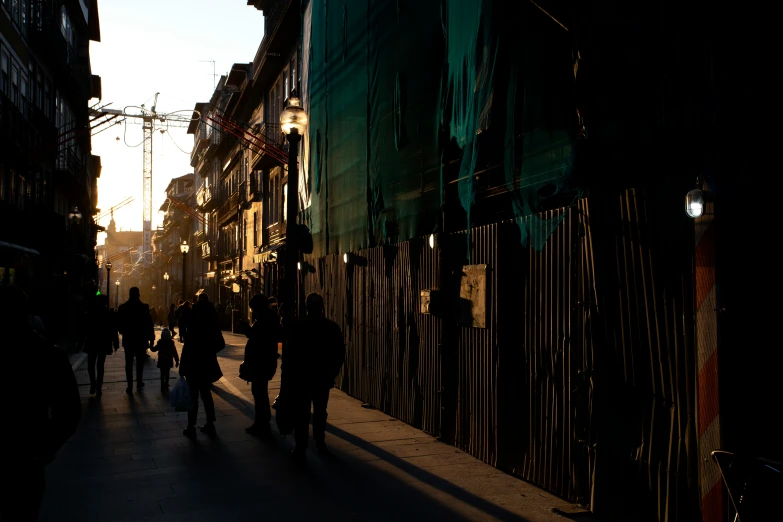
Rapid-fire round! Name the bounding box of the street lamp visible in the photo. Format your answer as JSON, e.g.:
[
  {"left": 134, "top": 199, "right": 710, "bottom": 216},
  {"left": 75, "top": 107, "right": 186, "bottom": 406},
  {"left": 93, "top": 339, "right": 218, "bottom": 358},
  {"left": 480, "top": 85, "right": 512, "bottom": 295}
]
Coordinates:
[
  {"left": 180, "top": 241, "right": 189, "bottom": 300},
  {"left": 115, "top": 280, "right": 120, "bottom": 309},
  {"left": 280, "top": 90, "right": 307, "bottom": 330},
  {"left": 105, "top": 262, "right": 112, "bottom": 306},
  {"left": 68, "top": 206, "right": 82, "bottom": 226}
]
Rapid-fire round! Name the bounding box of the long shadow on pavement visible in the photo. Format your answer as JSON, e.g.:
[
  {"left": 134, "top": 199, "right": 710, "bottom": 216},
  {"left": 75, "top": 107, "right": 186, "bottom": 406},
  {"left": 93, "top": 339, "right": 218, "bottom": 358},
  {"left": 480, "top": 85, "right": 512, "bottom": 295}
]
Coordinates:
[{"left": 321, "top": 422, "right": 536, "bottom": 522}]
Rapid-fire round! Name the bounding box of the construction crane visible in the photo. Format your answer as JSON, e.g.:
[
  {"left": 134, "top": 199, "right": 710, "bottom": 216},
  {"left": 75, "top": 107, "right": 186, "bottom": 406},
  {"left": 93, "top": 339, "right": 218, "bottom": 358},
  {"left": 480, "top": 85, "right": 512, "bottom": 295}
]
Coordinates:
[
  {"left": 90, "top": 94, "right": 198, "bottom": 266},
  {"left": 95, "top": 196, "right": 135, "bottom": 224}
]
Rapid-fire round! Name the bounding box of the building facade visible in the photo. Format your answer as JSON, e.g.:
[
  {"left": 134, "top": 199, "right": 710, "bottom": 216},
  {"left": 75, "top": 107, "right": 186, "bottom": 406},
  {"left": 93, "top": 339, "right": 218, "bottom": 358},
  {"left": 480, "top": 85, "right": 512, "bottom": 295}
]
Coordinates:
[{"left": 1, "top": 0, "right": 101, "bottom": 343}]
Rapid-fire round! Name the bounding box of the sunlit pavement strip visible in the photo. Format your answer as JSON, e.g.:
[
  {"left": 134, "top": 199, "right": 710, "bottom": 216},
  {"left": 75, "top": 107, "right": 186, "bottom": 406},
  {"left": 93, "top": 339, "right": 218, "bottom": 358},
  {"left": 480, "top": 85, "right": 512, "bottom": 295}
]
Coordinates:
[
  {"left": 219, "top": 375, "right": 254, "bottom": 410},
  {"left": 70, "top": 352, "right": 87, "bottom": 371},
  {"left": 41, "top": 329, "right": 596, "bottom": 522}
]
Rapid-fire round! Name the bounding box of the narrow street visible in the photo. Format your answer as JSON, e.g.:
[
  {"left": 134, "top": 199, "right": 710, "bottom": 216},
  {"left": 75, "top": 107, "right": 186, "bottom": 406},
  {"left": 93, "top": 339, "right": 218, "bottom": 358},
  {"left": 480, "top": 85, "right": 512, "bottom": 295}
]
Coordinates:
[{"left": 40, "top": 330, "right": 594, "bottom": 522}]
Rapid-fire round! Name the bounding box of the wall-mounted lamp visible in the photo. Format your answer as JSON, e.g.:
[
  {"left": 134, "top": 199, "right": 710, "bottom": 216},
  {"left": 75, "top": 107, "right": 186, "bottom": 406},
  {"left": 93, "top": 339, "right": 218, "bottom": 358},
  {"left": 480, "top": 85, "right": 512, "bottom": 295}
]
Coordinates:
[
  {"left": 343, "top": 253, "right": 349, "bottom": 264},
  {"left": 297, "top": 262, "right": 302, "bottom": 271},
  {"left": 428, "top": 234, "right": 437, "bottom": 250},
  {"left": 685, "top": 189, "right": 704, "bottom": 218}
]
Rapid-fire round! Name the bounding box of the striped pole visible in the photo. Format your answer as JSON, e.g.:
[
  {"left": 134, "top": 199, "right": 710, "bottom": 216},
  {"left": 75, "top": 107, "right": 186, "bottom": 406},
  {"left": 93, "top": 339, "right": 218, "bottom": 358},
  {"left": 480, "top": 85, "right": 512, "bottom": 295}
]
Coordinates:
[{"left": 695, "top": 186, "right": 722, "bottom": 522}]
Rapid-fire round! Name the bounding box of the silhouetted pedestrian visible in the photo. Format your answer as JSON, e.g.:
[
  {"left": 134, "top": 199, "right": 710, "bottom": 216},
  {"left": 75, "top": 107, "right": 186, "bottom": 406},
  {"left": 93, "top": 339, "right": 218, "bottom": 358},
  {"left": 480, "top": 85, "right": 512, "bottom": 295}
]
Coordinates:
[
  {"left": 168, "top": 303, "right": 177, "bottom": 334},
  {"left": 1, "top": 286, "right": 80, "bottom": 521},
  {"left": 179, "top": 293, "right": 224, "bottom": 438},
  {"left": 285, "top": 293, "right": 345, "bottom": 463},
  {"left": 157, "top": 306, "right": 166, "bottom": 327},
  {"left": 240, "top": 293, "right": 280, "bottom": 436},
  {"left": 83, "top": 294, "right": 119, "bottom": 396},
  {"left": 152, "top": 328, "right": 178, "bottom": 391},
  {"left": 117, "top": 287, "right": 155, "bottom": 394},
  {"left": 176, "top": 300, "right": 191, "bottom": 342},
  {"left": 149, "top": 305, "right": 158, "bottom": 327}
]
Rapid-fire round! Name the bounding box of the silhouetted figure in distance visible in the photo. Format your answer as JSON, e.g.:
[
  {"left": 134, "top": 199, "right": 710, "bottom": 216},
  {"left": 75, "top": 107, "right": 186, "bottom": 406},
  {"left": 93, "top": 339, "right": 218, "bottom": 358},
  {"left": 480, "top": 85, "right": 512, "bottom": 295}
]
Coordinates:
[
  {"left": 179, "top": 293, "right": 224, "bottom": 438},
  {"left": 1, "top": 286, "right": 80, "bottom": 521},
  {"left": 168, "top": 303, "right": 177, "bottom": 335},
  {"left": 117, "top": 287, "right": 155, "bottom": 394},
  {"left": 149, "top": 305, "right": 158, "bottom": 327},
  {"left": 287, "top": 293, "right": 345, "bottom": 463},
  {"left": 84, "top": 294, "right": 119, "bottom": 395}
]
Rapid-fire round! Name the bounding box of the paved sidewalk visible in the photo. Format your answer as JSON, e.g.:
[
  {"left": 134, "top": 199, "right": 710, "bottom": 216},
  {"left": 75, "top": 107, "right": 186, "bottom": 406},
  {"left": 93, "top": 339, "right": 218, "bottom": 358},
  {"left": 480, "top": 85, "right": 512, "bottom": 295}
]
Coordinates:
[{"left": 40, "top": 329, "right": 596, "bottom": 521}]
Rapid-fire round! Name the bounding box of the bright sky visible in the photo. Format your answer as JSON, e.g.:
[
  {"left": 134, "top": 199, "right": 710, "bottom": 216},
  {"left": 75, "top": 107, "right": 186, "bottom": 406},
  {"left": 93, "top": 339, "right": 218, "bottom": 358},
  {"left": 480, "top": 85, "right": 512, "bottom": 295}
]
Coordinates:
[{"left": 91, "top": 0, "right": 264, "bottom": 244}]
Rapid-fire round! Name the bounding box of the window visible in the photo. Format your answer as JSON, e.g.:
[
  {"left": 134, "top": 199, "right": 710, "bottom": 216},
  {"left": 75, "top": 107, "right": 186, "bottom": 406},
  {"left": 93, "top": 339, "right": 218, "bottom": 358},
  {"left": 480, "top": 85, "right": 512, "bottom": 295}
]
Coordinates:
[
  {"left": 283, "top": 68, "right": 289, "bottom": 101},
  {"left": 36, "top": 70, "right": 42, "bottom": 108},
  {"left": 290, "top": 57, "right": 297, "bottom": 94},
  {"left": 282, "top": 182, "right": 287, "bottom": 222},
  {"left": 11, "top": 0, "right": 19, "bottom": 25},
  {"left": 44, "top": 80, "right": 50, "bottom": 118},
  {"left": 11, "top": 64, "right": 19, "bottom": 105},
  {"left": 20, "top": 74, "right": 27, "bottom": 116},
  {"left": 253, "top": 212, "right": 258, "bottom": 247},
  {"left": 1, "top": 53, "right": 8, "bottom": 95},
  {"left": 21, "top": 0, "right": 27, "bottom": 36}
]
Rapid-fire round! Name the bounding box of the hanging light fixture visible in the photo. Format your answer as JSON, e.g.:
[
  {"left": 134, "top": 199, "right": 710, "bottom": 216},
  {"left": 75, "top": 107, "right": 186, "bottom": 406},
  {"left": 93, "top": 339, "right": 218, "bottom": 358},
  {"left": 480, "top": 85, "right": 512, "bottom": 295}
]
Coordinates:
[{"left": 685, "top": 189, "right": 705, "bottom": 218}]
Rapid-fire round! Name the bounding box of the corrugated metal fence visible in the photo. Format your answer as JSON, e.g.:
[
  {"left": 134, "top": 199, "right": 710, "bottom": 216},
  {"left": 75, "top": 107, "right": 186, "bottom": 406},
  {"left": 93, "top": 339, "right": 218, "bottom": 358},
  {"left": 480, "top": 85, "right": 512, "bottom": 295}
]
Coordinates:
[{"left": 303, "top": 186, "right": 699, "bottom": 522}]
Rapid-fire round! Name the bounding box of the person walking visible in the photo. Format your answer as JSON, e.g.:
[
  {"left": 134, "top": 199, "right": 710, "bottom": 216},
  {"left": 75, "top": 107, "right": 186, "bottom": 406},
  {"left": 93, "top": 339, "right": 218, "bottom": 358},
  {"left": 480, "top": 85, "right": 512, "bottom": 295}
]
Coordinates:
[
  {"left": 83, "top": 294, "right": 119, "bottom": 396},
  {"left": 240, "top": 293, "right": 280, "bottom": 436},
  {"left": 179, "top": 293, "right": 224, "bottom": 438},
  {"left": 1, "top": 286, "right": 80, "bottom": 521},
  {"left": 151, "top": 328, "right": 178, "bottom": 391},
  {"left": 167, "top": 303, "right": 177, "bottom": 335},
  {"left": 157, "top": 306, "right": 166, "bottom": 327},
  {"left": 176, "top": 300, "right": 191, "bottom": 342},
  {"left": 117, "top": 287, "right": 156, "bottom": 394},
  {"left": 285, "top": 293, "right": 345, "bottom": 463},
  {"left": 149, "top": 305, "right": 158, "bottom": 328}
]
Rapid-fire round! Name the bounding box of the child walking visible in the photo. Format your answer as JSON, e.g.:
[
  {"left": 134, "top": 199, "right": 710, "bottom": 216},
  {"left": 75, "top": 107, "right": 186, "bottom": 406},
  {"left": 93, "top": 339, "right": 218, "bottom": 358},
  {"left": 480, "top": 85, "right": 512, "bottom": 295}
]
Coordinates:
[{"left": 151, "top": 328, "right": 179, "bottom": 391}]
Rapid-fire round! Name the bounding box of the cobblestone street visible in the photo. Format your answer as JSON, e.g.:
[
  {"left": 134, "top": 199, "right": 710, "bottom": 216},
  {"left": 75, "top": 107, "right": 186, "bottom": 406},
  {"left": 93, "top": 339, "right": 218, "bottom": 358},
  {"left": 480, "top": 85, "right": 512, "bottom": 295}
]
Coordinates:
[{"left": 39, "top": 330, "right": 595, "bottom": 522}]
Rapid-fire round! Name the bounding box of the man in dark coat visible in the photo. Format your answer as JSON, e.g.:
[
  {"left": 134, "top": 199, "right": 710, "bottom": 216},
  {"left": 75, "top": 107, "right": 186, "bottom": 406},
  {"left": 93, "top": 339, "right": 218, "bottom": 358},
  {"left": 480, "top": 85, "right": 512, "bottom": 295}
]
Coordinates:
[
  {"left": 241, "top": 293, "right": 280, "bottom": 436},
  {"left": 179, "top": 293, "right": 223, "bottom": 438},
  {"left": 1, "top": 286, "right": 80, "bottom": 520},
  {"left": 117, "top": 287, "right": 155, "bottom": 393},
  {"left": 286, "top": 293, "right": 345, "bottom": 462}
]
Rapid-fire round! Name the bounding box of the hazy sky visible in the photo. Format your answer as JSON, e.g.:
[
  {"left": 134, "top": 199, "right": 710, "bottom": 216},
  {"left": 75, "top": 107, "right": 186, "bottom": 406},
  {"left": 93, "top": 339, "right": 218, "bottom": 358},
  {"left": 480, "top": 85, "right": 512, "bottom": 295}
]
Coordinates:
[{"left": 91, "top": 1, "right": 264, "bottom": 243}]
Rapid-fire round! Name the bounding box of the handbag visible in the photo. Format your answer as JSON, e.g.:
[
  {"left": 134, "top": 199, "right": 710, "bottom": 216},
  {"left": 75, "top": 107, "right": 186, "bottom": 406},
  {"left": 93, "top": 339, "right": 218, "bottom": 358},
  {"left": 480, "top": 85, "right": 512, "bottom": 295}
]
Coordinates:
[
  {"left": 170, "top": 378, "right": 192, "bottom": 412},
  {"left": 238, "top": 362, "right": 255, "bottom": 382},
  {"left": 215, "top": 331, "right": 226, "bottom": 353},
  {"left": 272, "top": 394, "right": 294, "bottom": 436}
]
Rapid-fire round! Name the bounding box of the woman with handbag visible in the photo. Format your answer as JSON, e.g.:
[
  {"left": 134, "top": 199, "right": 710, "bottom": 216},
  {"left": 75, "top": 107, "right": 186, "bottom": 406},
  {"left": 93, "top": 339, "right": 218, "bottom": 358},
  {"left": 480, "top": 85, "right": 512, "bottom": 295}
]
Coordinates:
[
  {"left": 178, "top": 293, "right": 224, "bottom": 438},
  {"left": 240, "top": 294, "right": 280, "bottom": 436}
]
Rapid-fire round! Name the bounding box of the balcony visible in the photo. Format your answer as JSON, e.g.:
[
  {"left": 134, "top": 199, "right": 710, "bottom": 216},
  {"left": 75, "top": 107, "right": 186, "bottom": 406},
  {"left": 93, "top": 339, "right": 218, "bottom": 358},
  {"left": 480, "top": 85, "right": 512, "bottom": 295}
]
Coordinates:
[
  {"left": 201, "top": 240, "right": 217, "bottom": 260},
  {"left": 55, "top": 147, "right": 88, "bottom": 189},
  {"left": 196, "top": 184, "right": 213, "bottom": 211},
  {"left": 239, "top": 177, "right": 263, "bottom": 210},
  {"left": 249, "top": 123, "right": 287, "bottom": 171},
  {"left": 193, "top": 229, "right": 205, "bottom": 245},
  {"left": 204, "top": 125, "right": 221, "bottom": 160},
  {"left": 217, "top": 190, "right": 240, "bottom": 225}
]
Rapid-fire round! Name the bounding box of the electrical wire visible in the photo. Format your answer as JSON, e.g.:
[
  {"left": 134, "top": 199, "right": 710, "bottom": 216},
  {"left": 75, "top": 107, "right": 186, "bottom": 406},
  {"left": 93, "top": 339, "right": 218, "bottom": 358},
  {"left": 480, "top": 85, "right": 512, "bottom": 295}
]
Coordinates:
[
  {"left": 163, "top": 121, "right": 193, "bottom": 154},
  {"left": 123, "top": 119, "right": 144, "bottom": 148}
]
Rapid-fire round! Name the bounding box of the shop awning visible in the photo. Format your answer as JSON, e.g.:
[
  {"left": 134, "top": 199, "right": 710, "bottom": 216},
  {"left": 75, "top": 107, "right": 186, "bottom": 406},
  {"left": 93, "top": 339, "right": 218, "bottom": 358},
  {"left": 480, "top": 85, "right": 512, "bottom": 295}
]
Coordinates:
[
  {"left": 253, "top": 242, "right": 284, "bottom": 264},
  {"left": 0, "top": 241, "right": 40, "bottom": 256}
]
